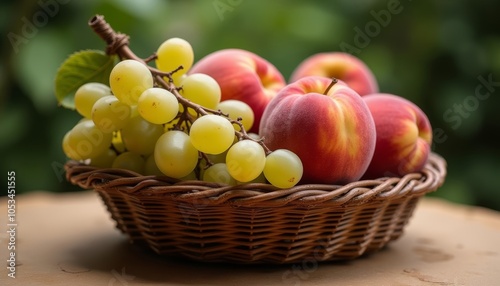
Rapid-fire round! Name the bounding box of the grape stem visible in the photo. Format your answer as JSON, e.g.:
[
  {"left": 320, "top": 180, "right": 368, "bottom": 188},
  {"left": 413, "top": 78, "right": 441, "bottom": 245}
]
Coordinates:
[{"left": 88, "top": 14, "right": 272, "bottom": 157}]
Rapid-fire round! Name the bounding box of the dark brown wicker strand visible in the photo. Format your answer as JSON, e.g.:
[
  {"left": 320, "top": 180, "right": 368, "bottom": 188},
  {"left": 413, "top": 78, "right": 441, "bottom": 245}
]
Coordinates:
[{"left": 65, "top": 152, "right": 446, "bottom": 264}]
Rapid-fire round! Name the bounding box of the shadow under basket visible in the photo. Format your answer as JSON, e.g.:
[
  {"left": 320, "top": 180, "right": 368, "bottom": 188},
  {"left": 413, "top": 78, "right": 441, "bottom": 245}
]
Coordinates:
[{"left": 65, "top": 152, "right": 446, "bottom": 264}]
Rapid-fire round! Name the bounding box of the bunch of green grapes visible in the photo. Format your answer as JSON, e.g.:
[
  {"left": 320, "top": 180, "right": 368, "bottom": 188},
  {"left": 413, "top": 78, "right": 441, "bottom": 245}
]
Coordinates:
[{"left": 62, "top": 37, "right": 304, "bottom": 189}]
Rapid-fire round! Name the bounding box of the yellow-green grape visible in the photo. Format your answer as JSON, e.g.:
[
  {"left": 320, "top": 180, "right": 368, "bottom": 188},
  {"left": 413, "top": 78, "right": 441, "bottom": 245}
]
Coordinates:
[
  {"left": 226, "top": 140, "right": 266, "bottom": 182},
  {"left": 154, "top": 131, "right": 199, "bottom": 178},
  {"left": 109, "top": 59, "right": 153, "bottom": 106},
  {"left": 74, "top": 82, "right": 111, "bottom": 118},
  {"left": 130, "top": 105, "right": 139, "bottom": 118},
  {"left": 217, "top": 100, "right": 254, "bottom": 131},
  {"left": 144, "top": 154, "right": 164, "bottom": 176},
  {"left": 62, "top": 131, "right": 79, "bottom": 160},
  {"left": 189, "top": 115, "right": 235, "bottom": 154},
  {"left": 89, "top": 148, "right": 117, "bottom": 168},
  {"left": 112, "top": 151, "right": 145, "bottom": 174},
  {"left": 203, "top": 163, "right": 237, "bottom": 186},
  {"left": 263, "top": 149, "right": 303, "bottom": 189},
  {"left": 180, "top": 73, "right": 221, "bottom": 115},
  {"left": 138, "top": 88, "right": 179, "bottom": 124},
  {"left": 112, "top": 130, "right": 126, "bottom": 153},
  {"left": 237, "top": 172, "right": 267, "bottom": 185},
  {"left": 121, "top": 116, "right": 163, "bottom": 155},
  {"left": 155, "top": 38, "right": 194, "bottom": 80},
  {"left": 91, "top": 95, "right": 131, "bottom": 133},
  {"left": 63, "top": 120, "right": 112, "bottom": 160}
]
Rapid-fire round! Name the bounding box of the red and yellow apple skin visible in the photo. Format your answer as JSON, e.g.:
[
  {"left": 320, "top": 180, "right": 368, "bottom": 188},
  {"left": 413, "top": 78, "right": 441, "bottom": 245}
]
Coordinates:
[
  {"left": 190, "top": 49, "right": 286, "bottom": 133},
  {"left": 289, "top": 52, "right": 378, "bottom": 96},
  {"left": 259, "top": 76, "right": 376, "bottom": 184},
  {"left": 361, "top": 93, "right": 433, "bottom": 179}
]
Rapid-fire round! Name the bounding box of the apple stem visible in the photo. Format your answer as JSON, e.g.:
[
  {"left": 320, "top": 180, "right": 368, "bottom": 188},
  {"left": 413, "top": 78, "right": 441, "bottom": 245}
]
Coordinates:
[{"left": 323, "top": 78, "right": 338, "bottom": 95}]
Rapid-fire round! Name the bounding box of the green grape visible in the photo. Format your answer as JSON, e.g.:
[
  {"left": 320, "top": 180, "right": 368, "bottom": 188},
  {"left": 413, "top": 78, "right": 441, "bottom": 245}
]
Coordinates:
[
  {"left": 203, "top": 163, "right": 237, "bottom": 186},
  {"left": 226, "top": 140, "right": 266, "bottom": 182},
  {"left": 130, "top": 105, "right": 139, "bottom": 118},
  {"left": 138, "top": 88, "right": 179, "bottom": 124},
  {"left": 63, "top": 120, "right": 112, "bottom": 160},
  {"left": 112, "top": 130, "right": 126, "bottom": 153},
  {"left": 74, "top": 82, "right": 111, "bottom": 118},
  {"left": 237, "top": 172, "right": 267, "bottom": 185},
  {"left": 121, "top": 116, "right": 163, "bottom": 155},
  {"left": 91, "top": 95, "right": 131, "bottom": 133},
  {"left": 109, "top": 59, "right": 154, "bottom": 106},
  {"left": 263, "top": 149, "right": 303, "bottom": 189},
  {"left": 189, "top": 114, "right": 235, "bottom": 154},
  {"left": 155, "top": 38, "right": 194, "bottom": 79},
  {"left": 89, "top": 148, "right": 117, "bottom": 168},
  {"left": 154, "top": 131, "right": 199, "bottom": 178},
  {"left": 217, "top": 100, "right": 254, "bottom": 131},
  {"left": 144, "top": 154, "right": 164, "bottom": 176},
  {"left": 62, "top": 131, "right": 79, "bottom": 160},
  {"left": 112, "top": 151, "right": 145, "bottom": 174},
  {"left": 180, "top": 73, "right": 221, "bottom": 114}
]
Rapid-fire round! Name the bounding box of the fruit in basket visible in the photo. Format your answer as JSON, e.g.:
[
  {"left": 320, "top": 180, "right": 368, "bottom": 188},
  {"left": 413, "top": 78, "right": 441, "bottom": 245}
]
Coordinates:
[
  {"left": 226, "top": 140, "right": 267, "bottom": 182},
  {"left": 74, "top": 82, "right": 111, "bottom": 118},
  {"left": 216, "top": 100, "right": 255, "bottom": 131},
  {"left": 56, "top": 26, "right": 303, "bottom": 188},
  {"left": 109, "top": 59, "right": 154, "bottom": 106},
  {"left": 362, "top": 93, "right": 432, "bottom": 179},
  {"left": 137, "top": 88, "right": 179, "bottom": 124},
  {"left": 121, "top": 116, "right": 163, "bottom": 155},
  {"left": 179, "top": 73, "right": 221, "bottom": 116},
  {"left": 289, "top": 52, "right": 378, "bottom": 96},
  {"left": 263, "top": 149, "right": 303, "bottom": 188},
  {"left": 155, "top": 37, "right": 194, "bottom": 82},
  {"left": 203, "top": 163, "right": 237, "bottom": 185},
  {"left": 259, "top": 76, "right": 376, "bottom": 184},
  {"left": 189, "top": 49, "right": 286, "bottom": 132},
  {"left": 62, "top": 120, "right": 113, "bottom": 161},
  {"left": 189, "top": 114, "right": 235, "bottom": 155},
  {"left": 92, "top": 95, "right": 131, "bottom": 133},
  {"left": 154, "top": 131, "right": 199, "bottom": 178}
]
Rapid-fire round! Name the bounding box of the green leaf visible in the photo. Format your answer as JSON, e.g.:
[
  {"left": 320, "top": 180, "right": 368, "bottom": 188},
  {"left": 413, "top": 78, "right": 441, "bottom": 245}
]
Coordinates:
[{"left": 54, "top": 50, "right": 116, "bottom": 109}]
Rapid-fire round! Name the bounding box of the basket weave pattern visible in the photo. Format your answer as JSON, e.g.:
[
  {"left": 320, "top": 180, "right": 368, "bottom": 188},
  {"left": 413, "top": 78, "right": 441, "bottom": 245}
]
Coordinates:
[{"left": 65, "top": 153, "right": 446, "bottom": 264}]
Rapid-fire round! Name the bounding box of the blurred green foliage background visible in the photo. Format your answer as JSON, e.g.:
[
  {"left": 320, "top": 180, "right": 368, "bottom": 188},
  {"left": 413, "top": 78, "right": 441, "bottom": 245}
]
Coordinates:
[{"left": 1, "top": 0, "right": 499, "bottom": 210}]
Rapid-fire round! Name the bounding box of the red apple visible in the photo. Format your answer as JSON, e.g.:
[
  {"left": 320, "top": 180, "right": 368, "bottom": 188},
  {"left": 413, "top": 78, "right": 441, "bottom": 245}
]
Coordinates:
[
  {"left": 259, "top": 76, "right": 376, "bottom": 184},
  {"left": 289, "top": 52, "right": 378, "bottom": 96},
  {"left": 362, "top": 93, "right": 432, "bottom": 179},
  {"left": 190, "top": 49, "right": 286, "bottom": 133}
]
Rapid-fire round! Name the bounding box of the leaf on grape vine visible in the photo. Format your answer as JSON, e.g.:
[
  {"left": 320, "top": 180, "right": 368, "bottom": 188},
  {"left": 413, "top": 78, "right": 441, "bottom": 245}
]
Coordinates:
[{"left": 54, "top": 50, "right": 116, "bottom": 109}]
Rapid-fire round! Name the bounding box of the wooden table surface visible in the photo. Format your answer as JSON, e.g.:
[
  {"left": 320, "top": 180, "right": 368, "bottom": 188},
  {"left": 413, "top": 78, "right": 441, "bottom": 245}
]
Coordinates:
[{"left": 1, "top": 191, "right": 499, "bottom": 286}]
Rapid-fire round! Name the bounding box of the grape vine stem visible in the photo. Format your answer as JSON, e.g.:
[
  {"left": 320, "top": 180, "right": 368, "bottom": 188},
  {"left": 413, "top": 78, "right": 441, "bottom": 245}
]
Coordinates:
[{"left": 88, "top": 15, "right": 271, "bottom": 160}]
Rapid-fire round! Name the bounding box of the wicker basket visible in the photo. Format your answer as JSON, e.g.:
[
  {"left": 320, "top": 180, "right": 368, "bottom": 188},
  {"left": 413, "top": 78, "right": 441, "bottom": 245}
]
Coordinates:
[{"left": 65, "top": 152, "right": 446, "bottom": 264}]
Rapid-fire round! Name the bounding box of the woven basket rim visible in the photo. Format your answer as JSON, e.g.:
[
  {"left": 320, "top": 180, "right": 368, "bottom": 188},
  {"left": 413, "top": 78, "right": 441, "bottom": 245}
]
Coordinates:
[{"left": 65, "top": 152, "right": 446, "bottom": 208}]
